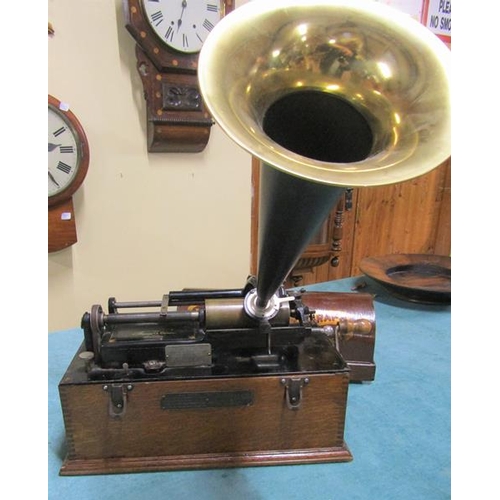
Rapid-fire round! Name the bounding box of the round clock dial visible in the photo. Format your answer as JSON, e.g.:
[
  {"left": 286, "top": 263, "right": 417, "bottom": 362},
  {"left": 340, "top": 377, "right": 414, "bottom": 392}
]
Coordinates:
[
  {"left": 142, "top": 0, "right": 223, "bottom": 54},
  {"left": 48, "top": 96, "right": 89, "bottom": 206}
]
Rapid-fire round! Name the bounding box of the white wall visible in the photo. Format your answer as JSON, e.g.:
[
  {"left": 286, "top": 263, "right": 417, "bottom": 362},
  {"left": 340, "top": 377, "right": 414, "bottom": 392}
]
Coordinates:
[
  {"left": 374, "top": 0, "right": 423, "bottom": 20},
  {"left": 48, "top": 0, "right": 252, "bottom": 331}
]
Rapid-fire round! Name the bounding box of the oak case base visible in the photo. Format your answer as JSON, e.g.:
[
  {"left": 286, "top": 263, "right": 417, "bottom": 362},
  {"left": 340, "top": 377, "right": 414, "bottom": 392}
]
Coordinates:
[
  {"left": 59, "top": 344, "right": 351, "bottom": 475},
  {"left": 60, "top": 446, "right": 352, "bottom": 476}
]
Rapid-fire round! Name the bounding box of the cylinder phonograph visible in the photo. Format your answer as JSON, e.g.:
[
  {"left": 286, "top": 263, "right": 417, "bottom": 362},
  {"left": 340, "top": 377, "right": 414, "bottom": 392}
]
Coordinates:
[{"left": 58, "top": 0, "right": 450, "bottom": 475}]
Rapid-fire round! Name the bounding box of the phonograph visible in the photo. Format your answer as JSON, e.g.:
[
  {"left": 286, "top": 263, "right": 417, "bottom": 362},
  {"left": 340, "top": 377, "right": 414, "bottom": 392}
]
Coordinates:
[{"left": 58, "top": 0, "right": 450, "bottom": 475}]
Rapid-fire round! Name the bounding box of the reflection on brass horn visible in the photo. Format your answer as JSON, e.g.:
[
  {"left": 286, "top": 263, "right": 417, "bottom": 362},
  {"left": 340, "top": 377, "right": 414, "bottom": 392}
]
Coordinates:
[{"left": 198, "top": 0, "right": 450, "bottom": 318}]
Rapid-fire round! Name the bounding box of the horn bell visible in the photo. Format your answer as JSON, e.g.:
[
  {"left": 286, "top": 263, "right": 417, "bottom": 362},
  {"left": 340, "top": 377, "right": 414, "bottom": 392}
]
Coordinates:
[{"left": 198, "top": 0, "right": 451, "bottom": 313}]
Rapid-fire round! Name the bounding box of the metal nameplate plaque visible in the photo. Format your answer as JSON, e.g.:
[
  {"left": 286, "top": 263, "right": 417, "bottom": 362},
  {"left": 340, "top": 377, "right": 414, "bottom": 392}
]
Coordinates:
[{"left": 161, "top": 391, "right": 254, "bottom": 410}]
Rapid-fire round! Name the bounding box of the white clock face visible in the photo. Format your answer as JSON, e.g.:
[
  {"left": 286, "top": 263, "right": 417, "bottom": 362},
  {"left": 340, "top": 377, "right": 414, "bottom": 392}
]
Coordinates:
[
  {"left": 48, "top": 106, "right": 80, "bottom": 198},
  {"left": 142, "top": 0, "right": 223, "bottom": 54}
]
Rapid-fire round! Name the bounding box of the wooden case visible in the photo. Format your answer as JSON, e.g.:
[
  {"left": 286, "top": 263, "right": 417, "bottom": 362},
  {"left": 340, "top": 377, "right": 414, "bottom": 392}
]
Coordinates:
[{"left": 59, "top": 340, "right": 351, "bottom": 475}]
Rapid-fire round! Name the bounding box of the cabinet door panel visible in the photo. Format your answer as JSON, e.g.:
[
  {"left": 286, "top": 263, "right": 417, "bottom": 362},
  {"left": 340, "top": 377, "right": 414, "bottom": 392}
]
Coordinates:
[{"left": 348, "top": 158, "right": 451, "bottom": 277}]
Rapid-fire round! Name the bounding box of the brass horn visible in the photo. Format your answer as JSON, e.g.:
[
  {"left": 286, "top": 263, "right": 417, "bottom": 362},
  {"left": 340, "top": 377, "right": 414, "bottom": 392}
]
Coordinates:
[{"left": 198, "top": 0, "right": 450, "bottom": 318}]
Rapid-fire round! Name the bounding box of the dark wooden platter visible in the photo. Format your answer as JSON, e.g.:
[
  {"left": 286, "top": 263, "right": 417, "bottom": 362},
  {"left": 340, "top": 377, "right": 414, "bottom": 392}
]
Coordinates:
[{"left": 359, "top": 254, "right": 451, "bottom": 304}]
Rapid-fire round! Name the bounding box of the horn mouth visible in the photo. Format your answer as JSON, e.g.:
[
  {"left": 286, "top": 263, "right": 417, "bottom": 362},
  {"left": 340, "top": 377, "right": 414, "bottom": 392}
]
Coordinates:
[
  {"left": 198, "top": 0, "right": 451, "bottom": 187},
  {"left": 263, "top": 91, "right": 374, "bottom": 163}
]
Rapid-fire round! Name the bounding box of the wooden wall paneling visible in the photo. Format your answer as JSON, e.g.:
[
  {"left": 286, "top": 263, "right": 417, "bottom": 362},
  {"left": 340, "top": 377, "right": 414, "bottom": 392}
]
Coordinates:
[
  {"left": 433, "top": 158, "right": 451, "bottom": 255},
  {"left": 348, "top": 159, "right": 451, "bottom": 276}
]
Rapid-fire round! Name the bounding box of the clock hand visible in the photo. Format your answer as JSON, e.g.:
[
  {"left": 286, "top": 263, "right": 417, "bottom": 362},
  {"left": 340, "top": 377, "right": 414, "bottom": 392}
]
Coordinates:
[
  {"left": 48, "top": 171, "right": 60, "bottom": 187},
  {"left": 48, "top": 142, "right": 61, "bottom": 152},
  {"left": 177, "top": 0, "right": 187, "bottom": 30}
]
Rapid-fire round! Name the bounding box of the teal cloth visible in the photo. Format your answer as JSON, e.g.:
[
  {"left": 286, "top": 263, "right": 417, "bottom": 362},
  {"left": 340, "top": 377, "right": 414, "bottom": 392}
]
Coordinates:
[{"left": 48, "top": 276, "right": 450, "bottom": 499}]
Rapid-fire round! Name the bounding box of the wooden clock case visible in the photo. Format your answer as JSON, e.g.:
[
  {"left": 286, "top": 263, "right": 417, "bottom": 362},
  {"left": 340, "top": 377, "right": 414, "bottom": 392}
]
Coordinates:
[
  {"left": 123, "top": 0, "right": 234, "bottom": 152},
  {"left": 48, "top": 95, "right": 90, "bottom": 252}
]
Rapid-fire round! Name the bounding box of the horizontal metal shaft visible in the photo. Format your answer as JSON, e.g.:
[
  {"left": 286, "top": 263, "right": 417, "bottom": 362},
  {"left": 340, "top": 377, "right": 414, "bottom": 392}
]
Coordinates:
[
  {"left": 110, "top": 300, "right": 162, "bottom": 309},
  {"left": 103, "top": 311, "right": 200, "bottom": 325}
]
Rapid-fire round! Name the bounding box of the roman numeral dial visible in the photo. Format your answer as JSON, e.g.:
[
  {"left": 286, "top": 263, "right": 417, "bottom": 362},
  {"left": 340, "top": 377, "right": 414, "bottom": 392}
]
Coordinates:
[
  {"left": 142, "top": 0, "right": 223, "bottom": 54},
  {"left": 48, "top": 96, "right": 90, "bottom": 205},
  {"left": 48, "top": 109, "right": 79, "bottom": 197}
]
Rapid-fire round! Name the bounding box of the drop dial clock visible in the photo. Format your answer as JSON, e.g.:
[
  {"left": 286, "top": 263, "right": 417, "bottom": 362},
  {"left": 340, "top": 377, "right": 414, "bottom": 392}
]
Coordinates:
[
  {"left": 48, "top": 95, "right": 90, "bottom": 252},
  {"left": 124, "top": 0, "right": 234, "bottom": 152}
]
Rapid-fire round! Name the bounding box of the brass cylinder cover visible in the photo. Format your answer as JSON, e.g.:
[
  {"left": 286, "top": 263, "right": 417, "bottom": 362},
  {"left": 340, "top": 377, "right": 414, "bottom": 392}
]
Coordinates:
[{"left": 205, "top": 298, "right": 290, "bottom": 329}]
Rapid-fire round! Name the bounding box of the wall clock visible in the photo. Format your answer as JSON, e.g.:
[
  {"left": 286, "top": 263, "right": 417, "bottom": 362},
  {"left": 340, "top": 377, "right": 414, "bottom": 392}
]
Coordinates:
[
  {"left": 48, "top": 94, "right": 90, "bottom": 252},
  {"left": 124, "top": 0, "right": 234, "bottom": 152}
]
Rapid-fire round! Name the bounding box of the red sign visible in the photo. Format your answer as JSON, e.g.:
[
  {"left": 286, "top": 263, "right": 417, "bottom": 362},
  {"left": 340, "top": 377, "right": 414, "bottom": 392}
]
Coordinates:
[{"left": 421, "top": 0, "right": 451, "bottom": 45}]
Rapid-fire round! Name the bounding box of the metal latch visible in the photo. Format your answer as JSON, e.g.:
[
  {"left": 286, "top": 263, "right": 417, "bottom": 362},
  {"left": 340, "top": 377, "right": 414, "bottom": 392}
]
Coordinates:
[
  {"left": 103, "top": 383, "right": 133, "bottom": 418},
  {"left": 281, "top": 377, "right": 309, "bottom": 410}
]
